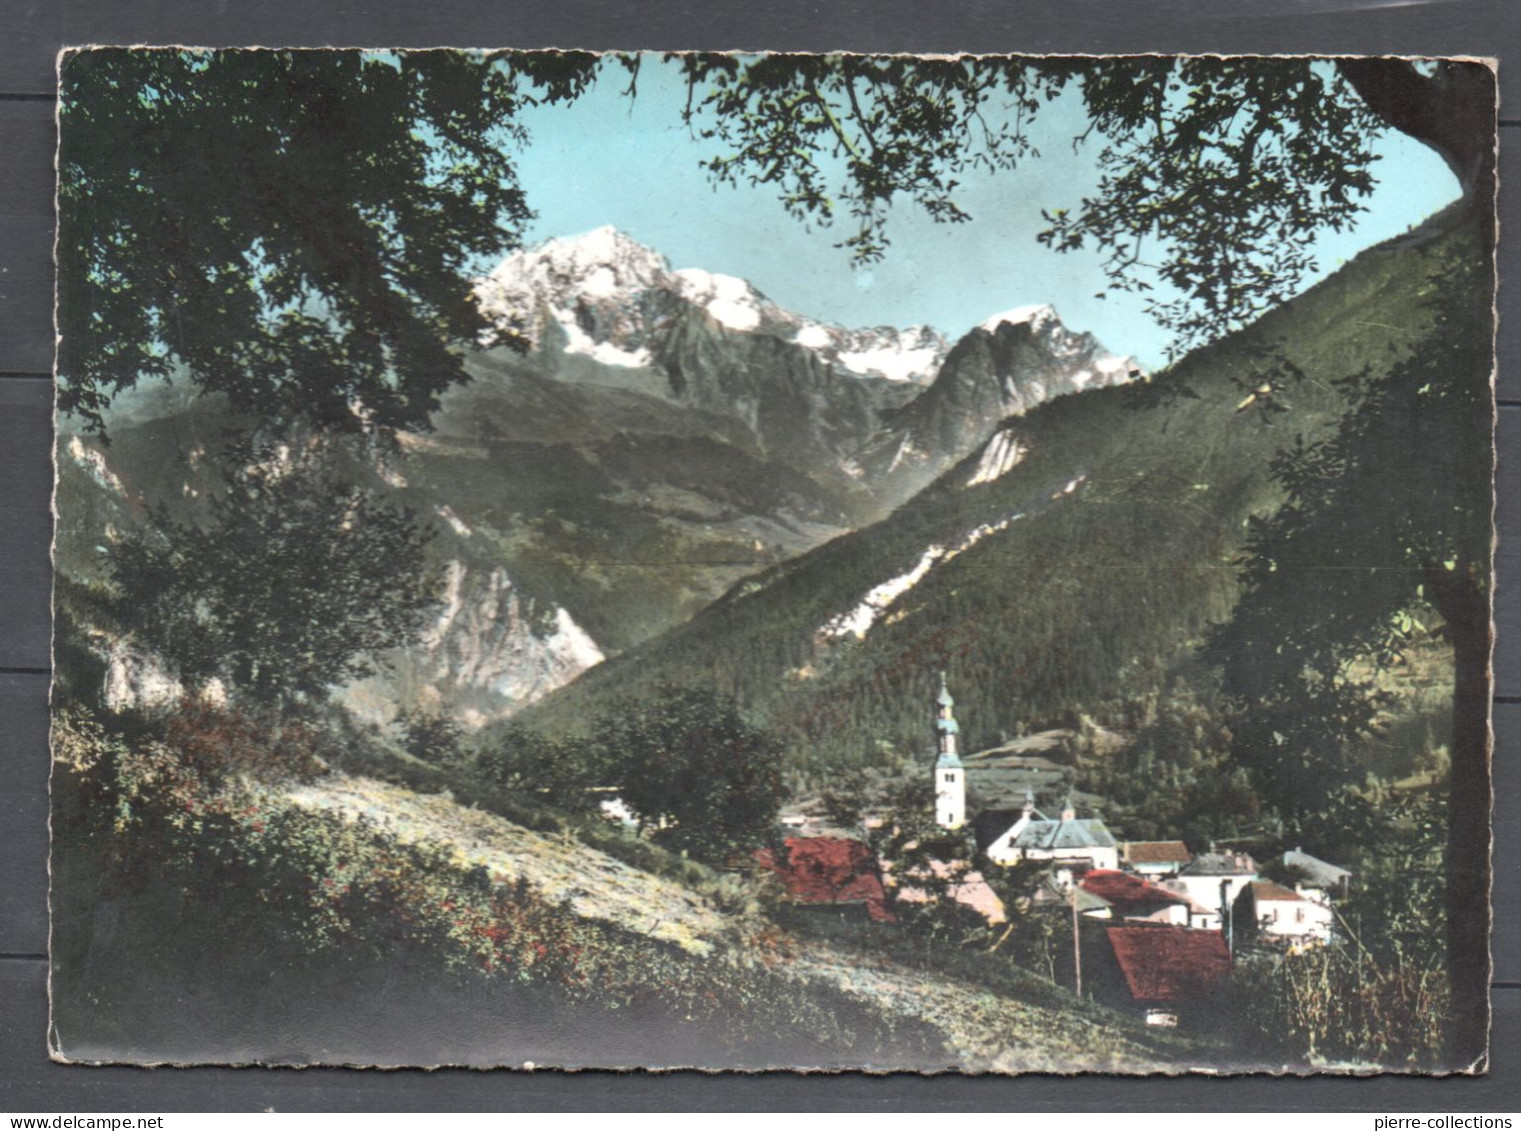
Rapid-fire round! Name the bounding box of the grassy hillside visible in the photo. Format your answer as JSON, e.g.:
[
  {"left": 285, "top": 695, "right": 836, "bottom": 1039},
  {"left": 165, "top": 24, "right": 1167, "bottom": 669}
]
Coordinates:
[
  {"left": 50, "top": 707, "right": 1202, "bottom": 1070},
  {"left": 517, "top": 216, "right": 1473, "bottom": 777}
]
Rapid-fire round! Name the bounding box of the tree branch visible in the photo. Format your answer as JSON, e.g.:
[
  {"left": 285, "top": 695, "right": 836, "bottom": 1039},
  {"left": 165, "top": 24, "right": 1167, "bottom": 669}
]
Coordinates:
[{"left": 1335, "top": 58, "right": 1495, "bottom": 203}]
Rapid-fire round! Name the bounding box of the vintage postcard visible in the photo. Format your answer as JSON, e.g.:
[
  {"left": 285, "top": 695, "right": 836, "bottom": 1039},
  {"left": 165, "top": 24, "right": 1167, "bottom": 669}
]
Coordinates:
[{"left": 49, "top": 49, "right": 1496, "bottom": 1072}]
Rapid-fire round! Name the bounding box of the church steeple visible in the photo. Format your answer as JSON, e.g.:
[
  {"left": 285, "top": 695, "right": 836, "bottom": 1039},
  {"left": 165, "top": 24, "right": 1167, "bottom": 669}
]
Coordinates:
[
  {"left": 935, "top": 671, "right": 962, "bottom": 766},
  {"left": 933, "top": 671, "right": 966, "bottom": 830}
]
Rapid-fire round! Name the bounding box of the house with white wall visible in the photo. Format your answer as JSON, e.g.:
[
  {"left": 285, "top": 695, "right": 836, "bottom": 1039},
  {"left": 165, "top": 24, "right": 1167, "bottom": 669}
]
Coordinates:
[
  {"left": 1119, "top": 840, "right": 1192, "bottom": 878},
  {"left": 1158, "top": 851, "right": 1259, "bottom": 931},
  {"left": 1234, "top": 880, "right": 1336, "bottom": 946},
  {"left": 977, "top": 789, "right": 1119, "bottom": 883}
]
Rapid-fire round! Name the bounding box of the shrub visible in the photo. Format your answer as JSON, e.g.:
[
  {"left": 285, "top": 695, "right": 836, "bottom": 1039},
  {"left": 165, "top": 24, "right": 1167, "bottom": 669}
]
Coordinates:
[
  {"left": 1232, "top": 943, "right": 1449, "bottom": 1069},
  {"left": 161, "top": 700, "right": 329, "bottom": 784}
]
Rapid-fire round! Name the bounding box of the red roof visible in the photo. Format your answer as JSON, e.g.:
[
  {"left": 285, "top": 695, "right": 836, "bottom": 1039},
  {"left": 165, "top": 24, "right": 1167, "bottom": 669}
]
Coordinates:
[
  {"left": 755, "top": 837, "right": 895, "bottom": 922},
  {"left": 1123, "top": 840, "right": 1192, "bottom": 865},
  {"left": 1106, "top": 926, "right": 1232, "bottom": 1004},
  {"left": 1081, "top": 869, "right": 1187, "bottom": 913}
]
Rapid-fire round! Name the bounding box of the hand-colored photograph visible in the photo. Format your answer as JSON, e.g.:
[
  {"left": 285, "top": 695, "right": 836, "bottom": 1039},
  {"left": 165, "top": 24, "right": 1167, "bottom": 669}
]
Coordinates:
[{"left": 49, "top": 49, "right": 1496, "bottom": 1072}]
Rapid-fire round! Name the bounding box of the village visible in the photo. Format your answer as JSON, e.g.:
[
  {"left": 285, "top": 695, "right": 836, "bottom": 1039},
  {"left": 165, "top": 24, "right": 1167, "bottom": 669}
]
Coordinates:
[{"left": 752, "top": 676, "right": 1352, "bottom": 1029}]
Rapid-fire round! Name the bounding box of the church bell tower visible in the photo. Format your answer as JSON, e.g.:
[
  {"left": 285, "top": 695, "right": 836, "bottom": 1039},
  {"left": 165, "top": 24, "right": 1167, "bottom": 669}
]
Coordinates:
[{"left": 934, "top": 672, "right": 966, "bottom": 830}]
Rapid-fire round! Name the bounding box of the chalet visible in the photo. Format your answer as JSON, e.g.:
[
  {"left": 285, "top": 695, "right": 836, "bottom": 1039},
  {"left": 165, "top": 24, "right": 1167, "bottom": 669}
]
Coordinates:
[
  {"left": 1099, "top": 925, "right": 1233, "bottom": 1027},
  {"left": 1119, "top": 840, "right": 1192, "bottom": 878},
  {"left": 1233, "top": 880, "right": 1336, "bottom": 947},
  {"left": 1160, "top": 850, "right": 1259, "bottom": 931},
  {"left": 754, "top": 836, "right": 896, "bottom": 923}
]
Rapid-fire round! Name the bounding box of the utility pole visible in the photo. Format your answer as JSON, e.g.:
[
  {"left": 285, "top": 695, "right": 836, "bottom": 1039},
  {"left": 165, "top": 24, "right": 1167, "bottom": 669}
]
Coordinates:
[
  {"left": 1072, "top": 879, "right": 1082, "bottom": 998},
  {"left": 1221, "top": 878, "right": 1233, "bottom": 955}
]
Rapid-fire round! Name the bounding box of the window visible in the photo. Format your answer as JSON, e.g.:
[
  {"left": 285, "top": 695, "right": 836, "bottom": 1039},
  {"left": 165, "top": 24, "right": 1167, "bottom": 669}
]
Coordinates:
[{"left": 943, "top": 772, "right": 956, "bottom": 783}]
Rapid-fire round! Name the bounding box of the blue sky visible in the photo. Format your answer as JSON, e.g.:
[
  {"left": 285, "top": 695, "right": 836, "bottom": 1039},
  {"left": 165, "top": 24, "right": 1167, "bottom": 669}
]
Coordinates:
[{"left": 511, "top": 57, "right": 1459, "bottom": 369}]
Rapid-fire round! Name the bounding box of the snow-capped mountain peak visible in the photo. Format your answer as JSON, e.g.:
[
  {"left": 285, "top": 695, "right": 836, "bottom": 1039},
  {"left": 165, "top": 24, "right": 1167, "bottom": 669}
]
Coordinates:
[
  {"left": 672, "top": 267, "right": 767, "bottom": 332},
  {"left": 473, "top": 227, "right": 1137, "bottom": 411},
  {"left": 979, "top": 303, "right": 1057, "bottom": 335},
  {"left": 474, "top": 226, "right": 670, "bottom": 325},
  {"left": 473, "top": 227, "right": 954, "bottom": 384}
]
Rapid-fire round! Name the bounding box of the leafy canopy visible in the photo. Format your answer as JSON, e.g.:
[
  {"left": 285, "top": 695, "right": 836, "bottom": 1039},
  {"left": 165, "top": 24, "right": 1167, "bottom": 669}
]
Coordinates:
[
  {"left": 107, "top": 438, "right": 440, "bottom": 706},
  {"left": 595, "top": 686, "right": 787, "bottom": 864},
  {"left": 1209, "top": 245, "right": 1492, "bottom": 814},
  {"left": 57, "top": 47, "right": 598, "bottom": 436},
  {"left": 676, "top": 55, "right": 1385, "bottom": 355}
]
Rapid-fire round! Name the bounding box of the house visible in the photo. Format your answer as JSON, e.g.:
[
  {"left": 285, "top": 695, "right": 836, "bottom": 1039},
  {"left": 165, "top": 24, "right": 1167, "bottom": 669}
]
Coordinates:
[
  {"left": 1079, "top": 869, "right": 1203, "bottom": 927},
  {"left": 1100, "top": 925, "right": 1233, "bottom": 1027},
  {"left": 1280, "top": 847, "right": 1353, "bottom": 896},
  {"left": 1160, "top": 850, "right": 1259, "bottom": 930},
  {"left": 1031, "top": 878, "right": 1114, "bottom": 918},
  {"left": 754, "top": 836, "right": 896, "bottom": 922},
  {"left": 1119, "top": 840, "right": 1192, "bottom": 878},
  {"left": 1234, "top": 880, "right": 1336, "bottom": 947},
  {"left": 978, "top": 789, "right": 1119, "bottom": 880}
]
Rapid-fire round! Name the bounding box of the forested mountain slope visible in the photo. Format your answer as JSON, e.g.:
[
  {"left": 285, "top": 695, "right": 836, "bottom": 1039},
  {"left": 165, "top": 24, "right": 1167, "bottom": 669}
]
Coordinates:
[
  {"left": 518, "top": 217, "right": 1470, "bottom": 777},
  {"left": 56, "top": 228, "right": 1136, "bottom": 729}
]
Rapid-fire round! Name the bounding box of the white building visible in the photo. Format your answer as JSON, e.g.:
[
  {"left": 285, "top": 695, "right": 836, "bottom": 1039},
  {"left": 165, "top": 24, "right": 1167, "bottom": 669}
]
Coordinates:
[
  {"left": 932, "top": 673, "right": 966, "bottom": 830},
  {"left": 1234, "top": 880, "right": 1337, "bottom": 946},
  {"left": 1158, "top": 851, "right": 1259, "bottom": 931},
  {"left": 979, "top": 790, "right": 1119, "bottom": 881}
]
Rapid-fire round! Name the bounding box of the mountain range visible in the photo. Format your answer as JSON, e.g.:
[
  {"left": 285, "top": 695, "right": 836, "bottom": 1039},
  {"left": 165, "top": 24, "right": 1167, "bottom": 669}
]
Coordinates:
[
  {"left": 58, "top": 227, "right": 1139, "bottom": 728},
  {"left": 471, "top": 226, "right": 1138, "bottom": 504},
  {"left": 512, "top": 219, "right": 1462, "bottom": 778}
]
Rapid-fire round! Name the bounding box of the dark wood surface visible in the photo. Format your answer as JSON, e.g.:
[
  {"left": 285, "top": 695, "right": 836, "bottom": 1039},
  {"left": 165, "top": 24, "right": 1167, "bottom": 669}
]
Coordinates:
[{"left": 2, "top": 0, "right": 1515, "bottom": 1109}]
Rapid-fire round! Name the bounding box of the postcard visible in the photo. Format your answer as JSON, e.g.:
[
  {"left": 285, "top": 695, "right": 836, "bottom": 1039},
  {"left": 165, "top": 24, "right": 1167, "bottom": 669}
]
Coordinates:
[{"left": 50, "top": 48, "right": 1496, "bottom": 1071}]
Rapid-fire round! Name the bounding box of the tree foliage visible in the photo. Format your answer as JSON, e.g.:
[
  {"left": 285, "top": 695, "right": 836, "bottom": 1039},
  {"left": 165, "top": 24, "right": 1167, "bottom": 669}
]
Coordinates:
[
  {"left": 672, "top": 55, "right": 1483, "bottom": 354},
  {"left": 394, "top": 707, "right": 467, "bottom": 768},
  {"left": 473, "top": 720, "right": 605, "bottom": 805},
  {"left": 594, "top": 687, "right": 787, "bottom": 864},
  {"left": 57, "top": 47, "right": 599, "bottom": 436},
  {"left": 107, "top": 438, "right": 440, "bottom": 706},
  {"left": 1210, "top": 246, "right": 1492, "bottom": 816}
]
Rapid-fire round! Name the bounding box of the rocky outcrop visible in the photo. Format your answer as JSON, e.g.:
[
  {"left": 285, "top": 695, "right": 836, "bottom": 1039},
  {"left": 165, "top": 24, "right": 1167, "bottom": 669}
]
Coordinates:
[
  {"left": 855, "top": 306, "right": 1139, "bottom": 498},
  {"left": 474, "top": 228, "right": 1138, "bottom": 512},
  {"left": 338, "top": 560, "right": 605, "bottom": 729}
]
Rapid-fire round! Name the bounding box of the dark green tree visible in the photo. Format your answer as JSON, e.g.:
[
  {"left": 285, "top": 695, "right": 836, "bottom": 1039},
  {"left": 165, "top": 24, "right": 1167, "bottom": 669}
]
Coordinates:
[
  {"left": 979, "top": 858, "right": 1062, "bottom": 981},
  {"left": 108, "top": 439, "right": 439, "bottom": 707},
  {"left": 1208, "top": 247, "right": 1492, "bottom": 1063},
  {"left": 394, "top": 707, "right": 466, "bottom": 767},
  {"left": 56, "top": 47, "right": 599, "bottom": 437},
  {"left": 596, "top": 687, "right": 787, "bottom": 864},
  {"left": 473, "top": 720, "right": 604, "bottom": 806}
]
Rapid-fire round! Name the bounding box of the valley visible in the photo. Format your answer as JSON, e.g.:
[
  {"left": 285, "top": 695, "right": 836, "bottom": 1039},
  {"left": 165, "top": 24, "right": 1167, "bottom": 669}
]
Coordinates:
[
  {"left": 59, "top": 226, "right": 1138, "bottom": 729},
  {"left": 52, "top": 213, "right": 1481, "bottom": 1074}
]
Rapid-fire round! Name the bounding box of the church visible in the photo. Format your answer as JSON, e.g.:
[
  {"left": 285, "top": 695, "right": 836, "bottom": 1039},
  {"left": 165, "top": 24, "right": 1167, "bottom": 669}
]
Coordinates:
[
  {"left": 932, "top": 672, "right": 968, "bottom": 830},
  {"left": 931, "top": 673, "right": 1117, "bottom": 881}
]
